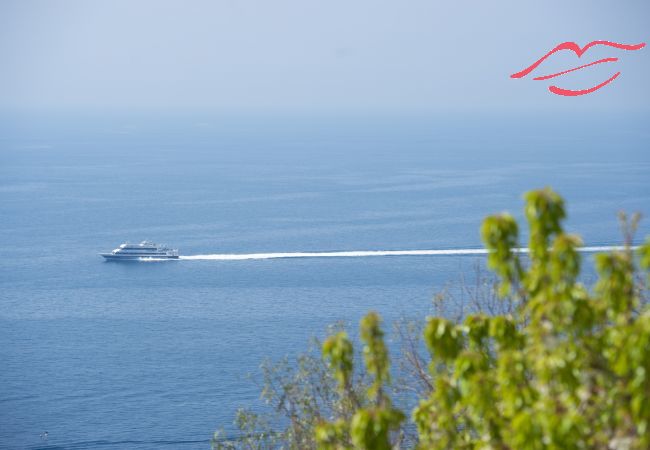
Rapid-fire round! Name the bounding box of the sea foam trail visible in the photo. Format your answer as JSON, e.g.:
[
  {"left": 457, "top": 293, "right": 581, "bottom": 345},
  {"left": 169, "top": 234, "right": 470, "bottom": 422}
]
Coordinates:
[{"left": 179, "top": 246, "right": 632, "bottom": 261}]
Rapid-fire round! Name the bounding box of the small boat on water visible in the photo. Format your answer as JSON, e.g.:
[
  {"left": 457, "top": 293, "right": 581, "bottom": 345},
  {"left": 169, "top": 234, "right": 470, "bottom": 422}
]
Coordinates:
[{"left": 100, "top": 241, "right": 179, "bottom": 260}]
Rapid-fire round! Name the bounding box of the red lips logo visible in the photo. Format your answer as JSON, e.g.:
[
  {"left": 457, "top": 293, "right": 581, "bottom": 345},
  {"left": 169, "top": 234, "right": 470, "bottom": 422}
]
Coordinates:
[{"left": 511, "top": 41, "right": 646, "bottom": 96}]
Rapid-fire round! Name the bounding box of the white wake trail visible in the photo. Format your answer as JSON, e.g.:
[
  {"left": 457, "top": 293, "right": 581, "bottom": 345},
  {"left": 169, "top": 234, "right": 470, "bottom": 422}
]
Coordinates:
[{"left": 179, "top": 246, "right": 632, "bottom": 261}]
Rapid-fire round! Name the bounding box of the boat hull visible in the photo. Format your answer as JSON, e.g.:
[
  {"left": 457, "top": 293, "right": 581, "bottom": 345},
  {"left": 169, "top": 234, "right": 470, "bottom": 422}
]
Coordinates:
[{"left": 101, "top": 253, "right": 179, "bottom": 261}]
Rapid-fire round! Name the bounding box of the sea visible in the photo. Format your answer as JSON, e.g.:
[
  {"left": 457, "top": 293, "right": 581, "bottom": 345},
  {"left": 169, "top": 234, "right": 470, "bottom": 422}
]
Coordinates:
[{"left": 1, "top": 111, "right": 649, "bottom": 449}]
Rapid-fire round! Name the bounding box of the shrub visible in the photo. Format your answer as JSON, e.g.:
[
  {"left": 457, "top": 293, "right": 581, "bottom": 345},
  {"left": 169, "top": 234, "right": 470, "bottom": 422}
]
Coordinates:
[{"left": 215, "top": 188, "right": 650, "bottom": 449}]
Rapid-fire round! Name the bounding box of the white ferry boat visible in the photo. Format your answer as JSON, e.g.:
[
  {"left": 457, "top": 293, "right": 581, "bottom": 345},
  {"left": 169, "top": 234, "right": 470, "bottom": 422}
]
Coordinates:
[{"left": 100, "top": 241, "right": 179, "bottom": 260}]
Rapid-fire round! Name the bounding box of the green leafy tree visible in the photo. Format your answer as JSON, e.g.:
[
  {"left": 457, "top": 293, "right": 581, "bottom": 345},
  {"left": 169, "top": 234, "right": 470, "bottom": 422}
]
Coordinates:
[{"left": 318, "top": 188, "right": 650, "bottom": 449}]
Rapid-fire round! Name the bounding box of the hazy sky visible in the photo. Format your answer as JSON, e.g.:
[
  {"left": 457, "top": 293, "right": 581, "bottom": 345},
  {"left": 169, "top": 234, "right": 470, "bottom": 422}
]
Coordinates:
[{"left": 1, "top": 0, "right": 649, "bottom": 113}]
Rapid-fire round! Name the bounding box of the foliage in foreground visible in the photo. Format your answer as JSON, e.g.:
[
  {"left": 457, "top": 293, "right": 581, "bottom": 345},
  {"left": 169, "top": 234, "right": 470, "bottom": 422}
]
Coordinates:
[{"left": 214, "top": 188, "right": 650, "bottom": 449}]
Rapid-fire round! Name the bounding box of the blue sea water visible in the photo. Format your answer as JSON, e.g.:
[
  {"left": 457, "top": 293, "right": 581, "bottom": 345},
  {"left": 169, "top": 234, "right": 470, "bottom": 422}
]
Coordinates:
[{"left": 1, "top": 112, "right": 649, "bottom": 449}]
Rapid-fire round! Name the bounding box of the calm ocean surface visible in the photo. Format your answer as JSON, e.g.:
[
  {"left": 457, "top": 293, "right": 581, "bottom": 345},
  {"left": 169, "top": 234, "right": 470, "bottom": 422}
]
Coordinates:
[{"left": 1, "top": 113, "right": 649, "bottom": 449}]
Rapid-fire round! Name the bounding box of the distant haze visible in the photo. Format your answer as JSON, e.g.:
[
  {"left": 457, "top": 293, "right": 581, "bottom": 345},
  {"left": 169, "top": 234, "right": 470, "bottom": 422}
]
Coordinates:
[{"left": 1, "top": 0, "right": 649, "bottom": 113}]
